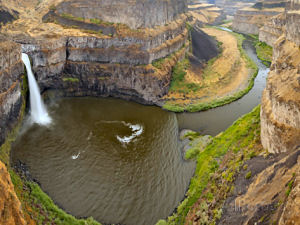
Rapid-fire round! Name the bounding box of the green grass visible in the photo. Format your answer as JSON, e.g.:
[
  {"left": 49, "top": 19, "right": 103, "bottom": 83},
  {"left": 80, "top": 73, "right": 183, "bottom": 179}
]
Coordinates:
[
  {"left": 255, "top": 42, "right": 273, "bottom": 65},
  {"left": 286, "top": 173, "right": 296, "bottom": 197},
  {"left": 163, "top": 30, "right": 259, "bottom": 113},
  {"left": 151, "top": 43, "right": 187, "bottom": 70},
  {"left": 245, "top": 171, "right": 252, "bottom": 179},
  {"left": 167, "top": 57, "right": 202, "bottom": 95},
  {"left": 62, "top": 77, "right": 80, "bottom": 82},
  {"left": 60, "top": 13, "right": 85, "bottom": 22},
  {"left": 185, "top": 147, "right": 200, "bottom": 160},
  {"left": 162, "top": 105, "right": 262, "bottom": 224},
  {"left": 89, "top": 18, "right": 114, "bottom": 26},
  {"left": 221, "top": 19, "right": 233, "bottom": 24},
  {"left": 152, "top": 57, "right": 167, "bottom": 70},
  {"left": 247, "top": 34, "right": 272, "bottom": 65}
]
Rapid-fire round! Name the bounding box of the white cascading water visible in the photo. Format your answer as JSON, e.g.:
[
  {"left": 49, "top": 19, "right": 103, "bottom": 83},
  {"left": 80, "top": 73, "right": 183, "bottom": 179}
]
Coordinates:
[{"left": 21, "top": 53, "right": 51, "bottom": 125}]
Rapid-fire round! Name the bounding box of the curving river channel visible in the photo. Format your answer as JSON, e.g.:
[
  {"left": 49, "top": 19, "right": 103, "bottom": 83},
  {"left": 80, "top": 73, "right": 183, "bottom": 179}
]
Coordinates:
[
  {"left": 177, "top": 33, "right": 269, "bottom": 135},
  {"left": 12, "top": 29, "right": 269, "bottom": 225}
]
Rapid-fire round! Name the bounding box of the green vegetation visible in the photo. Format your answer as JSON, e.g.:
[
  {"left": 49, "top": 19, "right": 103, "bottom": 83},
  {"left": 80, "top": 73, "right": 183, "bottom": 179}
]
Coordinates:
[
  {"left": 49, "top": 4, "right": 56, "bottom": 11},
  {"left": 222, "top": 19, "right": 233, "bottom": 24},
  {"left": 182, "top": 131, "right": 200, "bottom": 141},
  {"left": 156, "top": 220, "right": 168, "bottom": 225},
  {"left": 184, "top": 134, "right": 213, "bottom": 160},
  {"left": 286, "top": 173, "right": 296, "bottom": 197},
  {"left": 60, "top": 13, "right": 85, "bottom": 22},
  {"left": 163, "top": 30, "right": 258, "bottom": 113},
  {"left": 89, "top": 18, "right": 114, "bottom": 26},
  {"left": 162, "top": 57, "right": 202, "bottom": 97},
  {"left": 10, "top": 170, "right": 101, "bottom": 225},
  {"left": 160, "top": 105, "right": 263, "bottom": 224},
  {"left": 62, "top": 77, "right": 79, "bottom": 82},
  {"left": 248, "top": 34, "right": 273, "bottom": 66},
  {"left": 164, "top": 65, "right": 257, "bottom": 112},
  {"left": 245, "top": 171, "right": 252, "bottom": 179},
  {"left": 151, "top": 43, "right": 187, "bottom": 70},
  {"left": 152, "top": 57, "right": 168, "bottom": 70},
  {"left": 255, "top": 42, "right": 273, "bottom": 65},
  {"left": 185, "top": 147, "right": 200, "bottom": 160}
]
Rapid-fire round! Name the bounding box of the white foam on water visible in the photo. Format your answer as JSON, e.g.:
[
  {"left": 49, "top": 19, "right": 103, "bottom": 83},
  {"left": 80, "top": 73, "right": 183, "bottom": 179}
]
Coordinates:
[{"left": 117, "top": 122, "right": 144, "bottom": 144}]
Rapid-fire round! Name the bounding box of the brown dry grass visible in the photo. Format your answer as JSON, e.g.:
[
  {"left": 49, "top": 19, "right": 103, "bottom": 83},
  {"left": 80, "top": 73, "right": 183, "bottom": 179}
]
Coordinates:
[
  {"left": 0, "top": 0, "right": 188, "bottom": 40},
  {"left": 164, "top": 27, "right": 251, "bottom": 105}
]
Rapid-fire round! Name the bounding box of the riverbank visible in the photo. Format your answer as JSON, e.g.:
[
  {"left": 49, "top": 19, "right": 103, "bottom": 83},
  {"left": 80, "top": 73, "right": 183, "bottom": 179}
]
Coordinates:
[
  {"left": 251, "top": 35, "right": 273, "bottom": 66},
  {"left": 159, "top": 105, "right": 263, "bottom": 224},
  {"left": 163, "top": 27, "right": 258, "bottom": 112}
]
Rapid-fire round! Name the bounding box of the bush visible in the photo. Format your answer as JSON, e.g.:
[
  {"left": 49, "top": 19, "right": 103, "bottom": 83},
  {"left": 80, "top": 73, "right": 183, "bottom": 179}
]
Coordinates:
[{"left": 245, "top": 171, "right": 252, "bottom": 179}]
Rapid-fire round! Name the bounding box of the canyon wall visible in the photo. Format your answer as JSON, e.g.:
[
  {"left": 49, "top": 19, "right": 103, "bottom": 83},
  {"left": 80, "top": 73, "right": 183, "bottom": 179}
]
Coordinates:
[
  {"left": 215, "top": 0, "right": 255, "bottom": 15},
  {"left": 188, "top": 3, "right": 226, "bottom": 24},
  {"left": 232, "top": 0, "right": 286, "bottom": 35},
  {"left": 259, "top": 12, "right": 285, "bottom": 46},
  {"left": 20, "top": 13, "right": 189, "bottom": 105},
  {"left": 56, "top": 0, "right": 187, "bottom": 29},
  {"left": 260, "top": 0, "right": 300, "bottom": 154},
  {"left": 0, "top": 40, "right": 24, "bottom": 163}
]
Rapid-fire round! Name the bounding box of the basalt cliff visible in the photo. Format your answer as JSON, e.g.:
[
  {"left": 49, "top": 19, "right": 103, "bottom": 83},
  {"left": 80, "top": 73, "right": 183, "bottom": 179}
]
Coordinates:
[
  {"left": 1, "top": 0, "right": 300, "bottom": 225},
  {"left": 233, "top": 0, "right": 286, "bottom": 34},
  {"left": 260, "top": 0, "right": 300, "bottom": 154}
]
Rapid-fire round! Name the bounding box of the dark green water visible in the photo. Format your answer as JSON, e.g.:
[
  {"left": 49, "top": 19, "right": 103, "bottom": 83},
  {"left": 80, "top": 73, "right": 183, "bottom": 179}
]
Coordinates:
[{"left": 12, "top": 97, "right": 195, "bottom": 225}]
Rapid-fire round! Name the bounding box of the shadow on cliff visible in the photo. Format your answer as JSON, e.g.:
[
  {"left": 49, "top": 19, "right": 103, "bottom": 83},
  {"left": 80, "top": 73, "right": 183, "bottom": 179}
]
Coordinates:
[{"left": 189, "top": 24, "right": 219, "bottom": 69}]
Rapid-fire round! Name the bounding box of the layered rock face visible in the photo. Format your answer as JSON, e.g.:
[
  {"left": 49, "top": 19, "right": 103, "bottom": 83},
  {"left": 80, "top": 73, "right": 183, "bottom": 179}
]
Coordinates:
[
  {"left": 0, "top": 161, "right": 26, "bottom": 225},
  {"left": 0, "top": 41, "right": 24, "bottom": 160},
  {"left": 261, "top": 37, "right": 300, "bottom": 153},
  {"left": 232, "top": 0, "right": 285, "bottom": 35},
  {"left": 260, "top": 0, "right": 300, "bottom": 154},
  {"left": 219, "top": 147, "right": 300, "bottom": 224},
  {"left": 21, "top": 13, "right": 189, "bottom": 104},
  {"left": 188, "top": 2, "right": 225, "bottom": 24},
  {"left": 259, "top": 12, "right": 285, "bottom": 46},
  {"left": 56, "top": 0, "right": 187, "bottom": 29}
]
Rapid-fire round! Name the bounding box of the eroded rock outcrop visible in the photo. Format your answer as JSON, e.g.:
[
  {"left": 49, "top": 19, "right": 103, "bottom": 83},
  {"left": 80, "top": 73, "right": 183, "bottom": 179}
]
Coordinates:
[
  {"left": 0, "top": 160, "right": 26, "bottom": 225},
  {"left": 259, "top": 12, "right": 285, "bottom": 46},
  {"left": 219, "top": 148, "right": 300, "bottom": 224},
  {"left": 260, "top": 37, "right": 300, "bottom": 153},
  {"left": 0, "top": 40, "right": 24, "bottom": 162}
]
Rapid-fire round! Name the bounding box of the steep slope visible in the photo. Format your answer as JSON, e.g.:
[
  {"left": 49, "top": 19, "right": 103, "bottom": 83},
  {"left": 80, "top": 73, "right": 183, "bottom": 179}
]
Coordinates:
[
  {"left": 0, "top": 161, "right": 26, "bottom": 225},
  {"left": 233, "top": 0, "right": 286, "bottom": 35}
]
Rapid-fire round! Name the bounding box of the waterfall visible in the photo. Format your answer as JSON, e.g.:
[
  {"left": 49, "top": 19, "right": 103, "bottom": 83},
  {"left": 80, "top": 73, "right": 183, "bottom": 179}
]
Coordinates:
[{"left": 21, "top": 53, "right": 51, "bottom": 125}]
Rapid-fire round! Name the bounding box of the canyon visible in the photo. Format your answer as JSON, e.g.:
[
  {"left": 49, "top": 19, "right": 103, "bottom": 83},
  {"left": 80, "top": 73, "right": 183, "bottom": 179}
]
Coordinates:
[{"left": 0, "top": 0, "right": 300, "bottom": 225}]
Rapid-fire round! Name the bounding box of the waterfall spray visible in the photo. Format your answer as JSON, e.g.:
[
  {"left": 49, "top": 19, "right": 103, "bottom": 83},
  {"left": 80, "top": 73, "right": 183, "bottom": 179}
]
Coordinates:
[{"left": 21, "top": 53, "right": 51, "bottom": 125}]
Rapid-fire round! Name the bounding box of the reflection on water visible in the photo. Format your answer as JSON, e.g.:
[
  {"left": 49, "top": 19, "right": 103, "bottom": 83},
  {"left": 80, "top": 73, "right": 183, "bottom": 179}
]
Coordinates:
[{"left": 12, "top": 98, "right": 195, "bottom": 225}]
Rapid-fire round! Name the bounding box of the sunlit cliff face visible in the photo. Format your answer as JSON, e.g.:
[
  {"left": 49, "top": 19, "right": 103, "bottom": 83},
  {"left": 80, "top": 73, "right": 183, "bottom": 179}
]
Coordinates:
[{"left": 55, "top": 0, "right": 187, "bottom": 29}]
